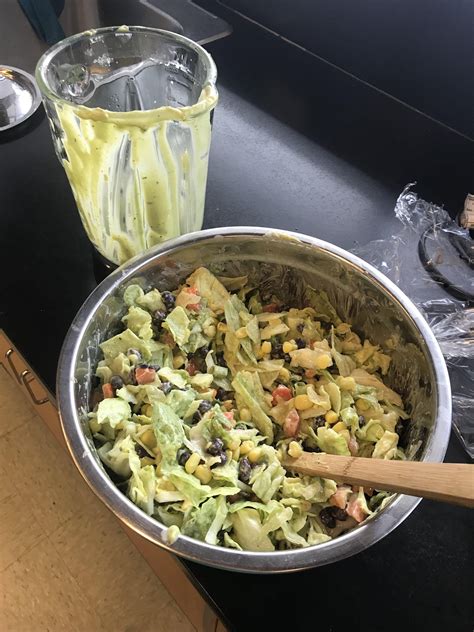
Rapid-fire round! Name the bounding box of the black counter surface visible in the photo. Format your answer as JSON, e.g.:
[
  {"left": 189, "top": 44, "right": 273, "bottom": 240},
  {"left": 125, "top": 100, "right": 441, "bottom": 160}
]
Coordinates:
[{"left": 0, "top": 3, "right": 472, "bottom": 631}]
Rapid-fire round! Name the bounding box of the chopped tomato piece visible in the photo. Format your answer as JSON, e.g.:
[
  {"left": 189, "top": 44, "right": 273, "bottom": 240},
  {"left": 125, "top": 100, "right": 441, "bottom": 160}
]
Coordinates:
[
  {"left": 162, "top": 332, "right": 176, "bottom": 348},
  {"left": 283, "top": 408, "right": 300, "bottom": 437},
  {"left": 187, "top": 286, "right": 199, "bottom": 295},
  {"left": 187, "top": 302, "right": 201, "bottom": 312},
  {"left": 224, "top": 411, "right": 234, "bottom": 421},
  {"left": 346, "top": 494, "right": 367, "bottom": 523},
  {"left": 262, "top": 302, "right": 278, "bottom": 312},
  {"left": 102, "top": 383, "right": 114, "bottom": 398},
  {"left": 304, "top": 369, "right": 317, "bottom": 379},
  {"left": 272, "top": 384, "right": 292, "bottom": 404},
  {"left": 329, "top": 485, "right": 352, "bottom": 509},
  {"left": 135, "top": 367, "right": 156, "bottom": 385}
]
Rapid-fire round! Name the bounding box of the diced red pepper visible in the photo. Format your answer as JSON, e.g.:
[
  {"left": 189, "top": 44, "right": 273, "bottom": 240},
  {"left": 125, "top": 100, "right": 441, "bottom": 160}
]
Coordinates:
[
  {"left": 162, "top": 332, "right": 176, "bottom": 348},
  {"left": 262, "top": 302, "right": 278, "bottom": 313},
  {"left": 283, "top": 408, "right": 300, "bottom": 437},
  {"left": 304, "top": 369, "right": 317, "bottom": 379},
  {"left": 272, "top": 384, "right": 292, "bottom": 404},
  {"left": 102, "top": 383, "right": 114, "bottom": 398},
  {"left": 224, "top": 411, "right": 234, "bottom": 421},
  {"left": 187, "top": 286, "right": 199, "bottom": 295},
  {"left": 135, "top": 367, "right": 156, "bottom": 385},
  {"left": 187, "top": 302, "right": 201, "bottom": 312}
]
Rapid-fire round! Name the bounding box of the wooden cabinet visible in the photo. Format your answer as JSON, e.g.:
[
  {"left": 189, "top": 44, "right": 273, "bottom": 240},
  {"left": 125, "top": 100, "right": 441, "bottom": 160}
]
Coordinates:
[{"left": 0, "top": 330, "right": 227, "bottom": 632}]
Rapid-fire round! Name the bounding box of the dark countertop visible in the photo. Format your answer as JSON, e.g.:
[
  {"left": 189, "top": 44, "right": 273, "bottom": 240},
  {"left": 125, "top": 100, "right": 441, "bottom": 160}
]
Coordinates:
[{"left": 1, "top": 3, "right": 473, "bottom": 631}]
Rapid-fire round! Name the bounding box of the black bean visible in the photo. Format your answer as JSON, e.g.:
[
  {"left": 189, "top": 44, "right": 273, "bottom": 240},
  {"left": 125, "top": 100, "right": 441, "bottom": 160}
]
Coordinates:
[
  {"left": 153, "top": 309, "right": 167, "bottom": 324},
  {"left": 198, "top": 400, "right": 213, "bottom": 415},
  {"left": 270, "top": 343, "right": 283, "bottom": 359},
  {"left": 196, "top": 344, "right": 210, "bottom": 358},
  {"left": 110, "top": 375, "right": 124, "bottom": 390},
  {"left": 215, "top": 351, "right": 226, "bottom": 367},
  {"left": 127, "top": 348, "right": 142, "bottom": 361},
  {"left": 297, "top": 323, "right": 305, "bottom": 333},
  {"left": 319, "top": 507, "right": 336, "bottom": 529},
  {"left": 177, "top": 448, "right": 191, "bottom": 466},
  {"left": 207, "top": 438, "right": 224, "bottom": 456},
  {"left": 238, "top": 457, "right": 252, "bottom": 484},
  {"left": 215, "top": 388, "right": 229, "bottom": 401},
  {"left": 358, "top": 415, "right": 366, "bottom": 427},
  {"left": 283, "top": 353, "right": 291, "bottom": 363},
  {"left": 211, "top": 452, "right": 227, "bottom": 467},
  {"left": 330, "top": 506, "right": 348, "bottom": 521},
  {"left": 160, "top": 381, "right": 172, "bottom": 394},
  {"left": 192, "top": 411, "right": 202, "bottom": 424},
  {"left": 313, "top": 416, "right": 326, "bottom": 429},
  {"left": 295, "top": 338, "right": 305, "bottom": 349},
  {"left": 135, "top": 443, "right": 149, "bottom": 458},
  {"left": 161, "top": 291, "right": 176, "bottom": 310},
  {"left": 234, "top": 422, "right": 247, "bottom": 430}
]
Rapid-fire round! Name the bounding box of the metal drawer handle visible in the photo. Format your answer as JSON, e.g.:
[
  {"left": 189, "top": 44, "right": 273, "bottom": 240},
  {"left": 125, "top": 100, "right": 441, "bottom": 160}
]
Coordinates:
[
  {"left": 20, "top": 370, "right": 49, "bottom": 405},
  {"left": 5, "top": 348, "right": 22, "bottom": 383}
]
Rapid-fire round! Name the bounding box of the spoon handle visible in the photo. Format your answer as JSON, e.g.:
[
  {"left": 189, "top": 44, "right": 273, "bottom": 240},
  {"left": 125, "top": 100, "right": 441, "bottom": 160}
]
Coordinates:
[{"left": 283, "top": 453, "right": 474, "bottom": 508}]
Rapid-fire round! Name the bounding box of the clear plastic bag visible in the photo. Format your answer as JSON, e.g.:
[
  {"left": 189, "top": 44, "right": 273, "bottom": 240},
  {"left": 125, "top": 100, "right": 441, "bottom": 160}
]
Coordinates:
[{"left": 352, "top": 184, "right": 474, "bottom": 457}]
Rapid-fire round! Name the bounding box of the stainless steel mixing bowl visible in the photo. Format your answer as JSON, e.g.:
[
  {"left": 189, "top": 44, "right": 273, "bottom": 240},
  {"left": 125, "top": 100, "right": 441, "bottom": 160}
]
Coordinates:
[{"left": 57, "top": 228, "right": 451, "bottom": 572}]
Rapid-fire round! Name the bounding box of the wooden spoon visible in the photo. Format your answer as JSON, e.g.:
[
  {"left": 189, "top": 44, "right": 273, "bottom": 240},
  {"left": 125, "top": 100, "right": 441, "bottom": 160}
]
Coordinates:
[{"left": 282, "top": 452, "right": 474, "bottom": 508}]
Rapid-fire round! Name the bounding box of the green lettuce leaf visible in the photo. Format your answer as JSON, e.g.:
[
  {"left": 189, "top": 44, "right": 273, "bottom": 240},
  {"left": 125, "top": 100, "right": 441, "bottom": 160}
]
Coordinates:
[
  {"left": 97, "top": 398, "right": 131, "bottom": 428},
  {"left": 372, "top": 430, "right": 399, "bottom": 459},
  {"left": 151, "top": 402, "right": 186, "bottom": 471},
  {"left": 282, "top": 475, "right": 337, "bottom": 502},
  {"left": 128, "top": 465, "right": 155, "bottom": 515},
  {"left": 305, "top": 287, "right": 341, "bottom": 324},
  {"left": 100, "top": 328, "right": 151, "bottom": 361},
  {"left": 168, "top": 467, "right": 211, "bottom": 507},
  {"left": 97, "top": 434, "right": 140, "bottom": 477},
  {"left": 231, "top": 508, "right": 275, "bottom": 551},
  {"left": 250, "top": 446, "right": 285, "bottom": 503},
  {"left": 165, "top": 388, "right": 197, "bottom": 417},
  {"left": 205, "top": 495, "right": 229, "bottom": 545},
  {"left": 157, "top": 366, "right": 188, "bottom": 389},
  {"left": 136, "top": 288, "right": 165, "bottom": 312},
  {"left": 181, "top": 497, "right": 217, "bottom": 540},
  {"left": 164, "top": 306, "right": 191, "bottom": 346},
  {"left": 186, "top": 267, "right": 230, "bottom": 312},
  {"left": 122, "top": 306, "right": 153, "bottom": 340},
  {"left": 232, "top": 371, "right": 274, "bottom": 442},
  {"left": 316, "top": 427, "right": 351, "bottom": 456}
]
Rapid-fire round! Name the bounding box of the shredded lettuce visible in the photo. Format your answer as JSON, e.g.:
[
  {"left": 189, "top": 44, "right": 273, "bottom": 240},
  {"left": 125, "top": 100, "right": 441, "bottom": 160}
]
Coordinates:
[
  {"left": 97, "top": 398, "right": 131, "bottom": 428},
  {"left": 232, "top": 371, "right": 274, "bottom": 442},
  {"left": 317, "top": 427, "right": 351, "bottom": 456},
  {"left": 164, "top": 306, "right": 191, "bottom": 347}
]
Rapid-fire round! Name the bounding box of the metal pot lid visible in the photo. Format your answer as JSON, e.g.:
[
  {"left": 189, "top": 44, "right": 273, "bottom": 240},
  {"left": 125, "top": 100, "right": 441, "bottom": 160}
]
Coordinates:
[{"left": 0, "top": 65, "right": 41, "bottom": 131}]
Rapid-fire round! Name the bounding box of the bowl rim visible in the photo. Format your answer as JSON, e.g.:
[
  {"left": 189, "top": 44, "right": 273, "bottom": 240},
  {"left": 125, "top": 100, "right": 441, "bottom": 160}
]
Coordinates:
[{"left": 57, "top": 227, "right": 452, "bottom": 573}]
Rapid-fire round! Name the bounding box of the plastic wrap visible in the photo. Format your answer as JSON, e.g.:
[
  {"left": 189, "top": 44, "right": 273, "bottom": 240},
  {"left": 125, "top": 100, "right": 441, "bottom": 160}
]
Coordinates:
[{"left": 352, "top": 184, "right": 474, "bottom": 457}]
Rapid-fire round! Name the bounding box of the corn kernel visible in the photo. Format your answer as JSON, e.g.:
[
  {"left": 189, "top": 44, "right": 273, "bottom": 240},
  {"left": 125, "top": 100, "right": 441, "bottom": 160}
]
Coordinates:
[
  {"left": 203, "top": 324, "right": 216, "bottom": 338},
  {"left": 89, "top": 419, "right": 101, "bottom": 434},
  {"left": 325, "top": 410, "right": 339, "bottom": 424},
  {"left": 142, "top": 404, "right": 153, "bottom": 418},
  {"left": 240, "top": 440, "right": 255, "bottom": 455},
  {"left": 247, "top": 447, "right": 262, "bottom": 463},
  {"left": 356, "top": 398, "right": 370, "bottom": 411},
  {"left": 194, "top": 464, "right": 212, "bottom": 484},
  {"left": 141, "top": 428, "right": 156, "bottom": 448},
  {"left": 227, "top": 438, "right": 241, "bottom": 451},
  {"left": 283, "top": 341, "right": 297, "bottom": 353},
  {"left": 239, "top": 408, "right": 251, "bottom": 422},
  {"left": 278, "top": 367, "right": 290, "bottom": 381},
  {"left": 332, "top": 421, "right": 347, "bottom": 433},
  {"left": 315, "top": 353, "right": 333, "bottom": 369},
  {"left": 225, "top": 449, "right": 233, "bottom": 463},
  {"left": 288, "top": 441, "right": 303, "bottom": 458},
  {"left": 260, "top": 341, "right": 272, "bottom": 354},
  {"left": 294, "top": 394, "right": 312, "bottom": 411},
  {"left": 236, "top": 327, "right": 248, "bottom": 339},
  {"left": 232, "top": 447, "right": 241, "bottom": 460},
  {"left": 173, "top": 353, "right": 186, "bottom": 369},
  {"left": 184, "top": 452, "right": 201, "bottom": 474},
  {"left": 217, "top": 322, "right": 228, "bottom": 332},
  {"left": 152, "top": 446, "right": 161, "bottom": 456}
]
